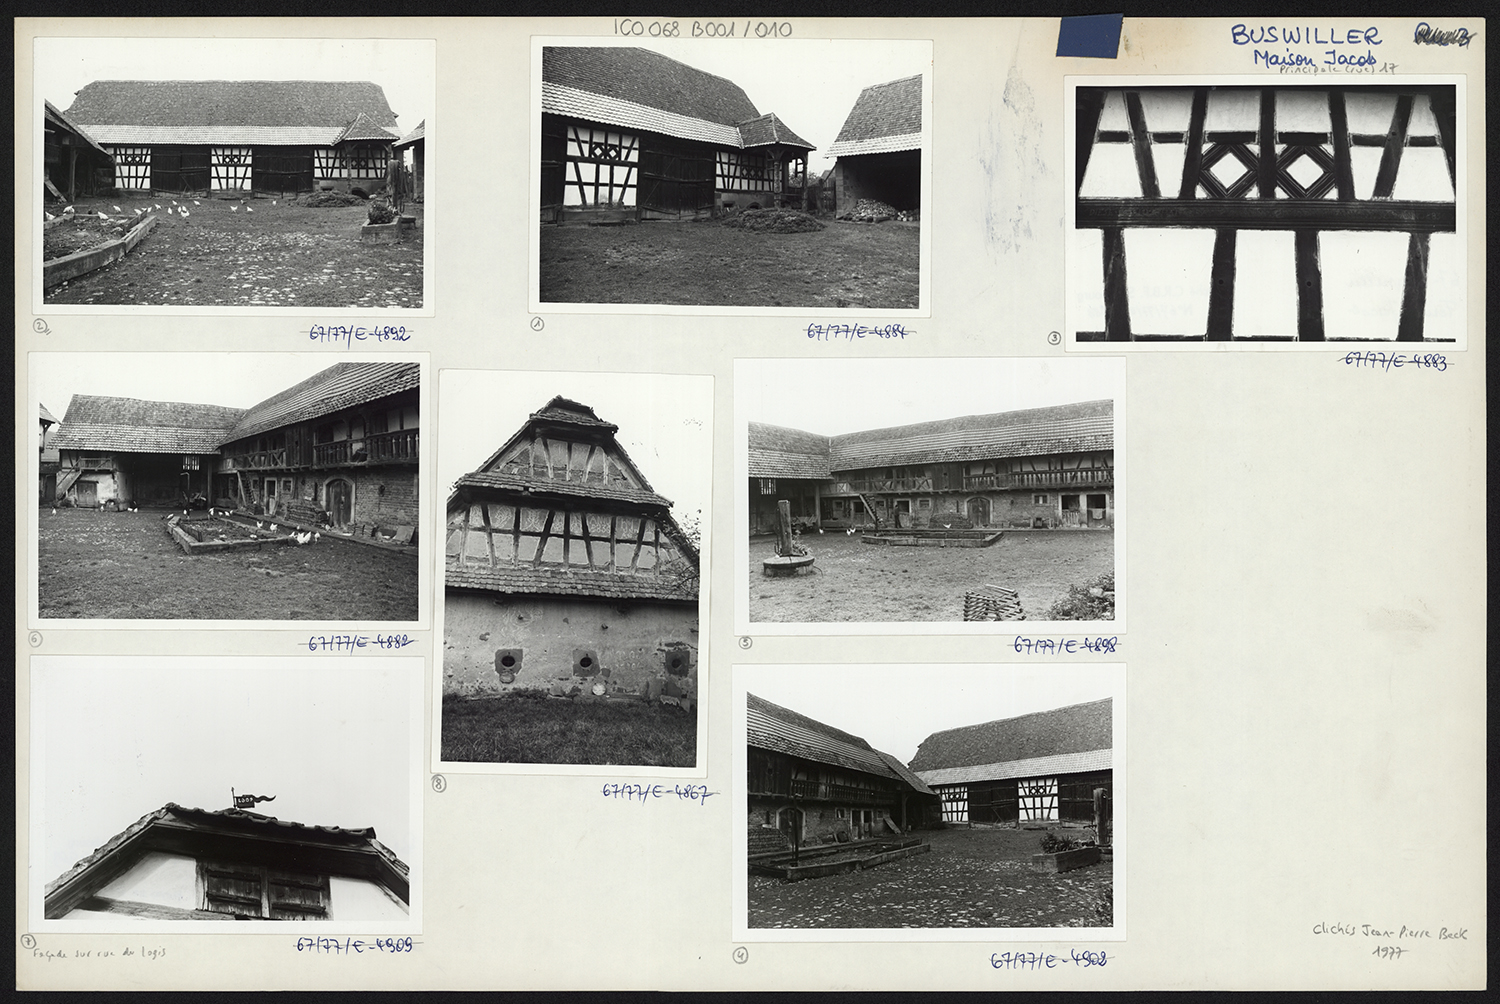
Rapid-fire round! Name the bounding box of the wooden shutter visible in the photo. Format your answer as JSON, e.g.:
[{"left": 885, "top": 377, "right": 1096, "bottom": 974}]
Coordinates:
[
  {"left": 201, "top": 862, "right": 266, "bottom": 918},
  {"left": 268, "top": 870, "right": 331, "bottom": 920}
]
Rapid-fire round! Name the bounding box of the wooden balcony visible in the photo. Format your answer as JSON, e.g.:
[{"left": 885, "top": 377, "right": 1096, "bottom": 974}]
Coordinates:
[
  {"left": 312, "top": 429, "right": 418, "bottom": 468},
  {"left": 834, "top": 477, "right": 935, "bottom": 494},
  {"left": 963, "top": 468, "right": 1113, "bottom": 490},
  {"left": 789, "top": 779, "right": 891, "bottom": 806}
]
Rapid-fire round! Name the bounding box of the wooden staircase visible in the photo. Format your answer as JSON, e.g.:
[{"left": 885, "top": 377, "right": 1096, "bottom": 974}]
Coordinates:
[{"left": 857, "top": 493, "right": 881, "bottom": 529}]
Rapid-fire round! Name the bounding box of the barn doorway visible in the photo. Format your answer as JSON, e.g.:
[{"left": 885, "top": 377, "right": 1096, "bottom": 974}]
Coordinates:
[
  {"left": 1060, "top": 494, "right": 1083, "bottom": 527},
  {"left": 966, "top": 497, "right": 990, "bottom": 526},
  {"left": 263, "top": 478, "right": 279, "bottom": 516},
  {"left": 326, "top": 479, "right": 353, "bottom": 527},
  {"left": 75, "top": 481, "right": 97, "bottom": 508}
]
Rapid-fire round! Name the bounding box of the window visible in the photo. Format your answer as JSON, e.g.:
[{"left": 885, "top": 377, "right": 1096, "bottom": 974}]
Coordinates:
[
  {"left": 759, "top": 478, "right": 776, "bottom": 495},
  {"left": 1033, "top": 494, "right": 1050, "bottom": 504},
  {"left": 182, "top": 456, "right": 200, "bottom": 470},
  {"left": 918, "top": 499, "right": 931, "bottom": 509},
  {"left": 199, "top": 861, "right": 330, "bottom": 920}
]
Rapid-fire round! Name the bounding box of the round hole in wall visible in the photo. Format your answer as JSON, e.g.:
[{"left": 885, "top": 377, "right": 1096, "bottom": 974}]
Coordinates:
[
  {"left": 500, "top": 655, "right": 516, "bottom": 669},
  {"left": 670, "top": 656, "right": 683, "bottom": 669},
  {"left": 579, "top": 656, "right": 593, "bottom": 669}
]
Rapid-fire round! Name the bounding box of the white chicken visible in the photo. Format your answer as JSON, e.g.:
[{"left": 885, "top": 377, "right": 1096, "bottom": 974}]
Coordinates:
[{"left": 112, "top": 204, "right": 122, "bottom": 212}]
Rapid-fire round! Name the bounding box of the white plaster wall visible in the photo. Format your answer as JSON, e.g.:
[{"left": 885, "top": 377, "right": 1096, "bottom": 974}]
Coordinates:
[
  {"left": 93, "top": 851, "right": 197, "bottom": 909},
  {"left": 329, "top": 875, "right": 409, "bottom": 920}
]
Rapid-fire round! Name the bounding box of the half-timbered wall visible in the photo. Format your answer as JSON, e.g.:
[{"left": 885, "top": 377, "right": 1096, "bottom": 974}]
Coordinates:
[
  {"left": 210, "top": 146, "right": 252, "bottom": 190},
  {"left": 341, "top": 142, "right": 390, "bottom": 181},
  {"left": 446, "top": 503, "right": 684, "bottom": 575},
  {"left": 492, "top": 433, "right": 639, "bottom": 488},
  {"left": 562, "top": 124, "right": 639, "bottom": 207},
  {"left": 716, "top": 149, "right": 772, "bottom": 192},
  {"left": 110, "top": 146, "right": 152, "bottom": 189},
  {"left": 313, "top": 148, "right": 341, "bottom": 182}
]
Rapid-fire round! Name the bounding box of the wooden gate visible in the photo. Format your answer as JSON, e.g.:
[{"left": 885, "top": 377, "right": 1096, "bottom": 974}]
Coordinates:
[
  {"left": 327, "top": 479, "right": 353, "bottom": 527},
  {"left": 252, "top": 147, "right": 314, "bottom": 194},
  {"left": 152, "top": 147, "right": 210, "bottom": 193},
  {"left": 638, "top": 138, "right": 713, "bottom": 218}
]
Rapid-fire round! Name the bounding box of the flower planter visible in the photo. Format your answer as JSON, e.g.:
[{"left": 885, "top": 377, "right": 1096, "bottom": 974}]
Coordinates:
[
  {"left": 399, "top": 214, "right": 417, "bottom": 231},
  {"left": 360, "top": 221, "right": 403, "bottom": 242},
  {"left": 1030, "top": 846, "right": 1101, "bottom": 874}
]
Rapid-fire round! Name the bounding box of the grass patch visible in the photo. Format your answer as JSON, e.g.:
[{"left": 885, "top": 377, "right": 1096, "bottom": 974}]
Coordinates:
[
  {"left": 749, "top": 530, "right": 1114, "bottom": 623},
  {"left": 442, "top": 692, "right": 697, "bottom": 767},
  {"left": 748, "top": 826, "right": 1111, "bottom": 929},
  {"left": 540, "top": 219, "right": 918, "bottom": 308}
]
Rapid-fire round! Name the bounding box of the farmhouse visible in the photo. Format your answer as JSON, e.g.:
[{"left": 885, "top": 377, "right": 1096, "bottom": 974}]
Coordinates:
[
  {"left": 39, "top": 403, "right": 62, "bottom": 503},
  {"left": 44, "top": 100, "right": 113, "bottom": 201},
  {"left": 541, "top": 47, "right": 813, "bottom": 222},
  {"left": 44, "top": 803, "right": 408, "bottom": 921},
  {"left": 444, "top": 397, "right": 699, "bottom": 703},
  {"left": 393, "top": 119, "right": 425, "bottom": 202},
  {"left": 62, "top": 80, "right": 402, "bottom": 196},
  {"left": 51, "top": 362, "right": 419, "bottom": 535},
  {"left": 748, "top": 399, "right": 1114, "bottom": 535},
  {"left": 827, "top": 74, "right": 922, "bottom": 217},
  {"left": 747, "top": 693, "right": 938, "bottom": 854},
  {"left": 910, "top": 698, "right": 1113, "bottom": 829}
]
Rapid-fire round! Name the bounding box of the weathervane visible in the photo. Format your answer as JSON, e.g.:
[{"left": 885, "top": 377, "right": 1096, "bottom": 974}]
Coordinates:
[{"left": 231, "top": 788, "right": 276, "bottom": 810}]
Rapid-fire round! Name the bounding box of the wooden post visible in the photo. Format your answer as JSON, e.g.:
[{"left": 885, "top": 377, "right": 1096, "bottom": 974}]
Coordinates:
[
  {"left": 776, "top": 499, "right": 793, "bottom": 557},
  {"left": 1093, "top": 787, "right": 1108, "bottom": 847},
  {"left": 813, "top": 481, "right": 822, "bottom": 529}
]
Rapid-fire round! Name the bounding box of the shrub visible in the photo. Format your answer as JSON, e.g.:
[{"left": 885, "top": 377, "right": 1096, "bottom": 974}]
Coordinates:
[
  {"left": 367, "top": 201, "right": 397, "bottom": 225},
  {"left": 1046, "top": 571, "right": 1115, "bottom": 620},
  {"left": 1039, "top": 831, "right": 1082, "bottom": 853}
]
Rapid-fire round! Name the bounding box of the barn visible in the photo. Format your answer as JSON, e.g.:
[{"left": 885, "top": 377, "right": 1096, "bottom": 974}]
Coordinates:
[
  {"left": 910, "top": 698, "right": 1112, "bottom": 835},
  {"left": 540, "top": 46, "right": 813, "bottom": 222},
  {"left": 44, "top": 803, "right": 409, "bottom": 921},
  {"left": 748, "top": 400, "right": 1115, "bottom": 533},
  {"left": 44, "top": 99, "right": 113, "bottom": 201},
  {"left": 828, "top": 74, "right": 923, "bottom": 217},
  {"left": 61, "top": 80, "right": 402, "bottom": 196},
  {"left": 747, "top": 693, "right": 938, "bottom": 855},
  {"left": 444, "top": 396, "right": 700, "bottom": 704}
]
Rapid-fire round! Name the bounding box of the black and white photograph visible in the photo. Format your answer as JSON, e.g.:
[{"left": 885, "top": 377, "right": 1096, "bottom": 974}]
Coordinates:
[
  {"left": 31, "top": 655, "right": 420, "bottom": 931},
  {"left": 1067, "top": 78, "right": 1463, "bottom": 345},
  {"left": 37, "top": 36, "right": 432, "bottom": 309},
  {"left": 535, "top": 38, "right": 929, "bottom": 312},
  {"left": 735, "top": 663, "right": 1121, "bottom": 939},
  {"left": 33, "top": 353, "right": 422, "bottom": 623},
  {"left": 737, "top": 357, "right": 1123, "bottom": 632},
  {"left": 438, "top": 370, "right": 711, "bottom": 771}
]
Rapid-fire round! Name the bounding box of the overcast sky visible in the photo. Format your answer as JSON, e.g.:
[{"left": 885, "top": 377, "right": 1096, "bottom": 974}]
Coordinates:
[
  {"left": 31, "top": 353, "right": 405, "bottom": 422},
  {"left": 438, "top": 370, "right": 714, "bottom": 527},
  {"left": 557, "top": 37, "right": 931, "bottom": 174},
  {"left": 34, "top": 36, "right": 434, "bottom": 136},
  {"left": 736, "top": 357, "right": 1123, "bottom": 437},
  {"left": 741, "top": 663, "right": 1121, "bottom": 765},
  {"left": 37, "top": 656, "right": 415, "bottom": 881}
]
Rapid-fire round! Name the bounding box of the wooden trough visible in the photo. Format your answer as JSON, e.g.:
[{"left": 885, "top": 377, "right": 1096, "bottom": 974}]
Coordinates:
[
  {"left": 164, "top": 515, "right": 297, "bottom": 556},
  {"left": 749, "top": 837, "right": 930, "bottom": 881},
  {"left": 863, "top": 528, "right": 1004, "bottom": 547},
  {"left": 43, "top": 213, "right": 158, "bottom": 287}
]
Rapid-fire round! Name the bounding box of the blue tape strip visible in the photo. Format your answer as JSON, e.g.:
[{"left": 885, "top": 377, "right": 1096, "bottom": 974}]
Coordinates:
[{"left": 1057, "top": 14, "right": 1124, "bottom": 58}]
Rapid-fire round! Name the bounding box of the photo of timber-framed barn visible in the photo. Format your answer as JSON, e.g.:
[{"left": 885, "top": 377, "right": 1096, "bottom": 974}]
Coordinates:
[
  {"left": 910, "top": 698, "right": 1113, "bottom": 835},
  {"left": 540, "top": 46, "right": 814, "bottom": 222},
  {"left": 51, "top": 362, "right": 419, "bottom": 535},
  {"left": 747, "top": 693, "right": 938, "bottom": 854},
  {"left": 748, "top": 400, "right": 1115, "bottom": 535},
  {"left": 443, "top": 396, "right": 700, "bottom": 706},
  {"left": 827, "top": 73, "right": 923, "bottom": 218},
  {"left": 61, "top": 80, "right": 403, "bottom": 196}
]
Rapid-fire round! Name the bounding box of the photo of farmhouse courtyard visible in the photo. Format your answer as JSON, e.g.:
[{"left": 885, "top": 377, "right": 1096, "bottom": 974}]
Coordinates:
[
  {"left": 747, "top": 389, "right": 1117, "bottom": 623},
  {"left": 745, "top": 676, "right": 1115, "bottom": 930},
  {"left": 439, "top": 373, "right": 710, "bottom": 768},
  {"left": 40, "top": 42, "right": 429, "bottom": 308},
  {"left": 539, "top": 42, "right": 927, "bottom": 309},
  {"left": 37, "top": 357, "right": 420, "bottom": 621}
]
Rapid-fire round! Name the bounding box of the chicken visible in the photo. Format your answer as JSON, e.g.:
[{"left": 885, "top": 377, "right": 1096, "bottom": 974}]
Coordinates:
[{"left": 112, "top": 204, "right": 122, "bottom": 212}]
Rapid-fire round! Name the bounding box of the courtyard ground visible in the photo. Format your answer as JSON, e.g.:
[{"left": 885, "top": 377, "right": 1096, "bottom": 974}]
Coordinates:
[
  {"left": 748, "top": 529, "right": 1115, "bottom": 622},
  {"left": 540, "top": 219, "right": 919, "bottom": 308},
  {"left": 748, "top": 825, "right": 1112, "bottom": 929},
  {"left": 441, "top": 692, "right": 697, "bottom": 767},
  {"left": 43, "top": 194, "right": 423, "bottom": 308},
  {"left": 38, "top": 507, "right": 418, "bottom": 620}
]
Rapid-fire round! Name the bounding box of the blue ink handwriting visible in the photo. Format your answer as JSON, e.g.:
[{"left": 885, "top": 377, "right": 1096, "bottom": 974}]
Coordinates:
[
  {"left": 601, "top": 782, "right": 716, "bottom": 806},
  {"left": 308, "top": 323, "right": 411, "bottom": 349},
  {"left": 990, "top": 949, "right": 1108, "bottom": 970},
  {"left": 1413, "top": 23, "right": 1475, "bottom": 47},
  {"left": 295, "top": 937, "right": 414, "bottom": 955},
  {"left": 1342, "top": 350, "right": 1448, "bottom": 373},
  {"left": 32, "top": 946, "right": 166, "bottom": 961},
  {"left": 1013, "top": 636, "right": 1118, "bottom": 655},
  {"left": 305, "top": 633, "right": 415, "bottom": 653},
  {"left": 807, "top": 322, "right": 912, "bottom": 342}
]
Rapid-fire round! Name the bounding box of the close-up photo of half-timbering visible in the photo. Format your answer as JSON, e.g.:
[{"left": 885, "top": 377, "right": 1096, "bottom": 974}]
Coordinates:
[{"left": 1069, "top": 83, "right": 1460, "bottom": 343}]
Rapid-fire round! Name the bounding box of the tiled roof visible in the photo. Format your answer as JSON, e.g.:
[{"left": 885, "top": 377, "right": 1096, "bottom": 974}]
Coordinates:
[
  {"left": 44, "top": 100, "right": 111, "bottom": 158},
  {"left": 747, "top": 693, "right": 925, "bottom": 794},
  {"left": 337, "top": 110, "right": 399, "bottom": 143},
  {"left": 544, "top": 47, "right": 762, "bottom": 126},
  {"left": 65, "top": 80, "right": 398, "bottom": 136},
  {"left": 95, "top": 125, "right": 351, "bottom": 146},
  {"left": 544, "top": 82, "right": 743, "bottom": 148},
  {"left": 542, "top": 47, "right": 812, "bottom": 152},
  {"left": 224, "top": 363, "right": 419, "bottom": 444},
  {"left": 39, "top": 402, "right": 59, "bottom": 426},
  {"left": 452, "top": 471, "right": 672, "bottom": 510},
  {"left": 830, "top": 399, "right": 1114, "bottom": 470},
  {"left": 45, "top": 802, "right": 408, "bottom": 902},
  {"left": 53, "top": 395, "right": 244, "bottom": 454},
  {"left": 878, "top": 750, "right": 936, "bottom": 796},
  {"left": 828, "top": 74, "right": 923, "bottom": 157},
  {"left": 908, "top": 699, "right": 1113, "bottom": 779},
  {"left": 747, "top": 421, "right": 831, "bottom": 479},
  {"left": 738, "top": 112, "right": 814, "bottom": 150},
  {"left": 531, "top": 395, "right": 619, "bottom": 432},
  {"left": 393, "top": 119, "right": 425, "bottom": 148},
  {"left": 446, "top": 562, "right": 697, "bottom": 603},
  {"left": 917, "top": 748, "right": 1112, "bottom": 787}
]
